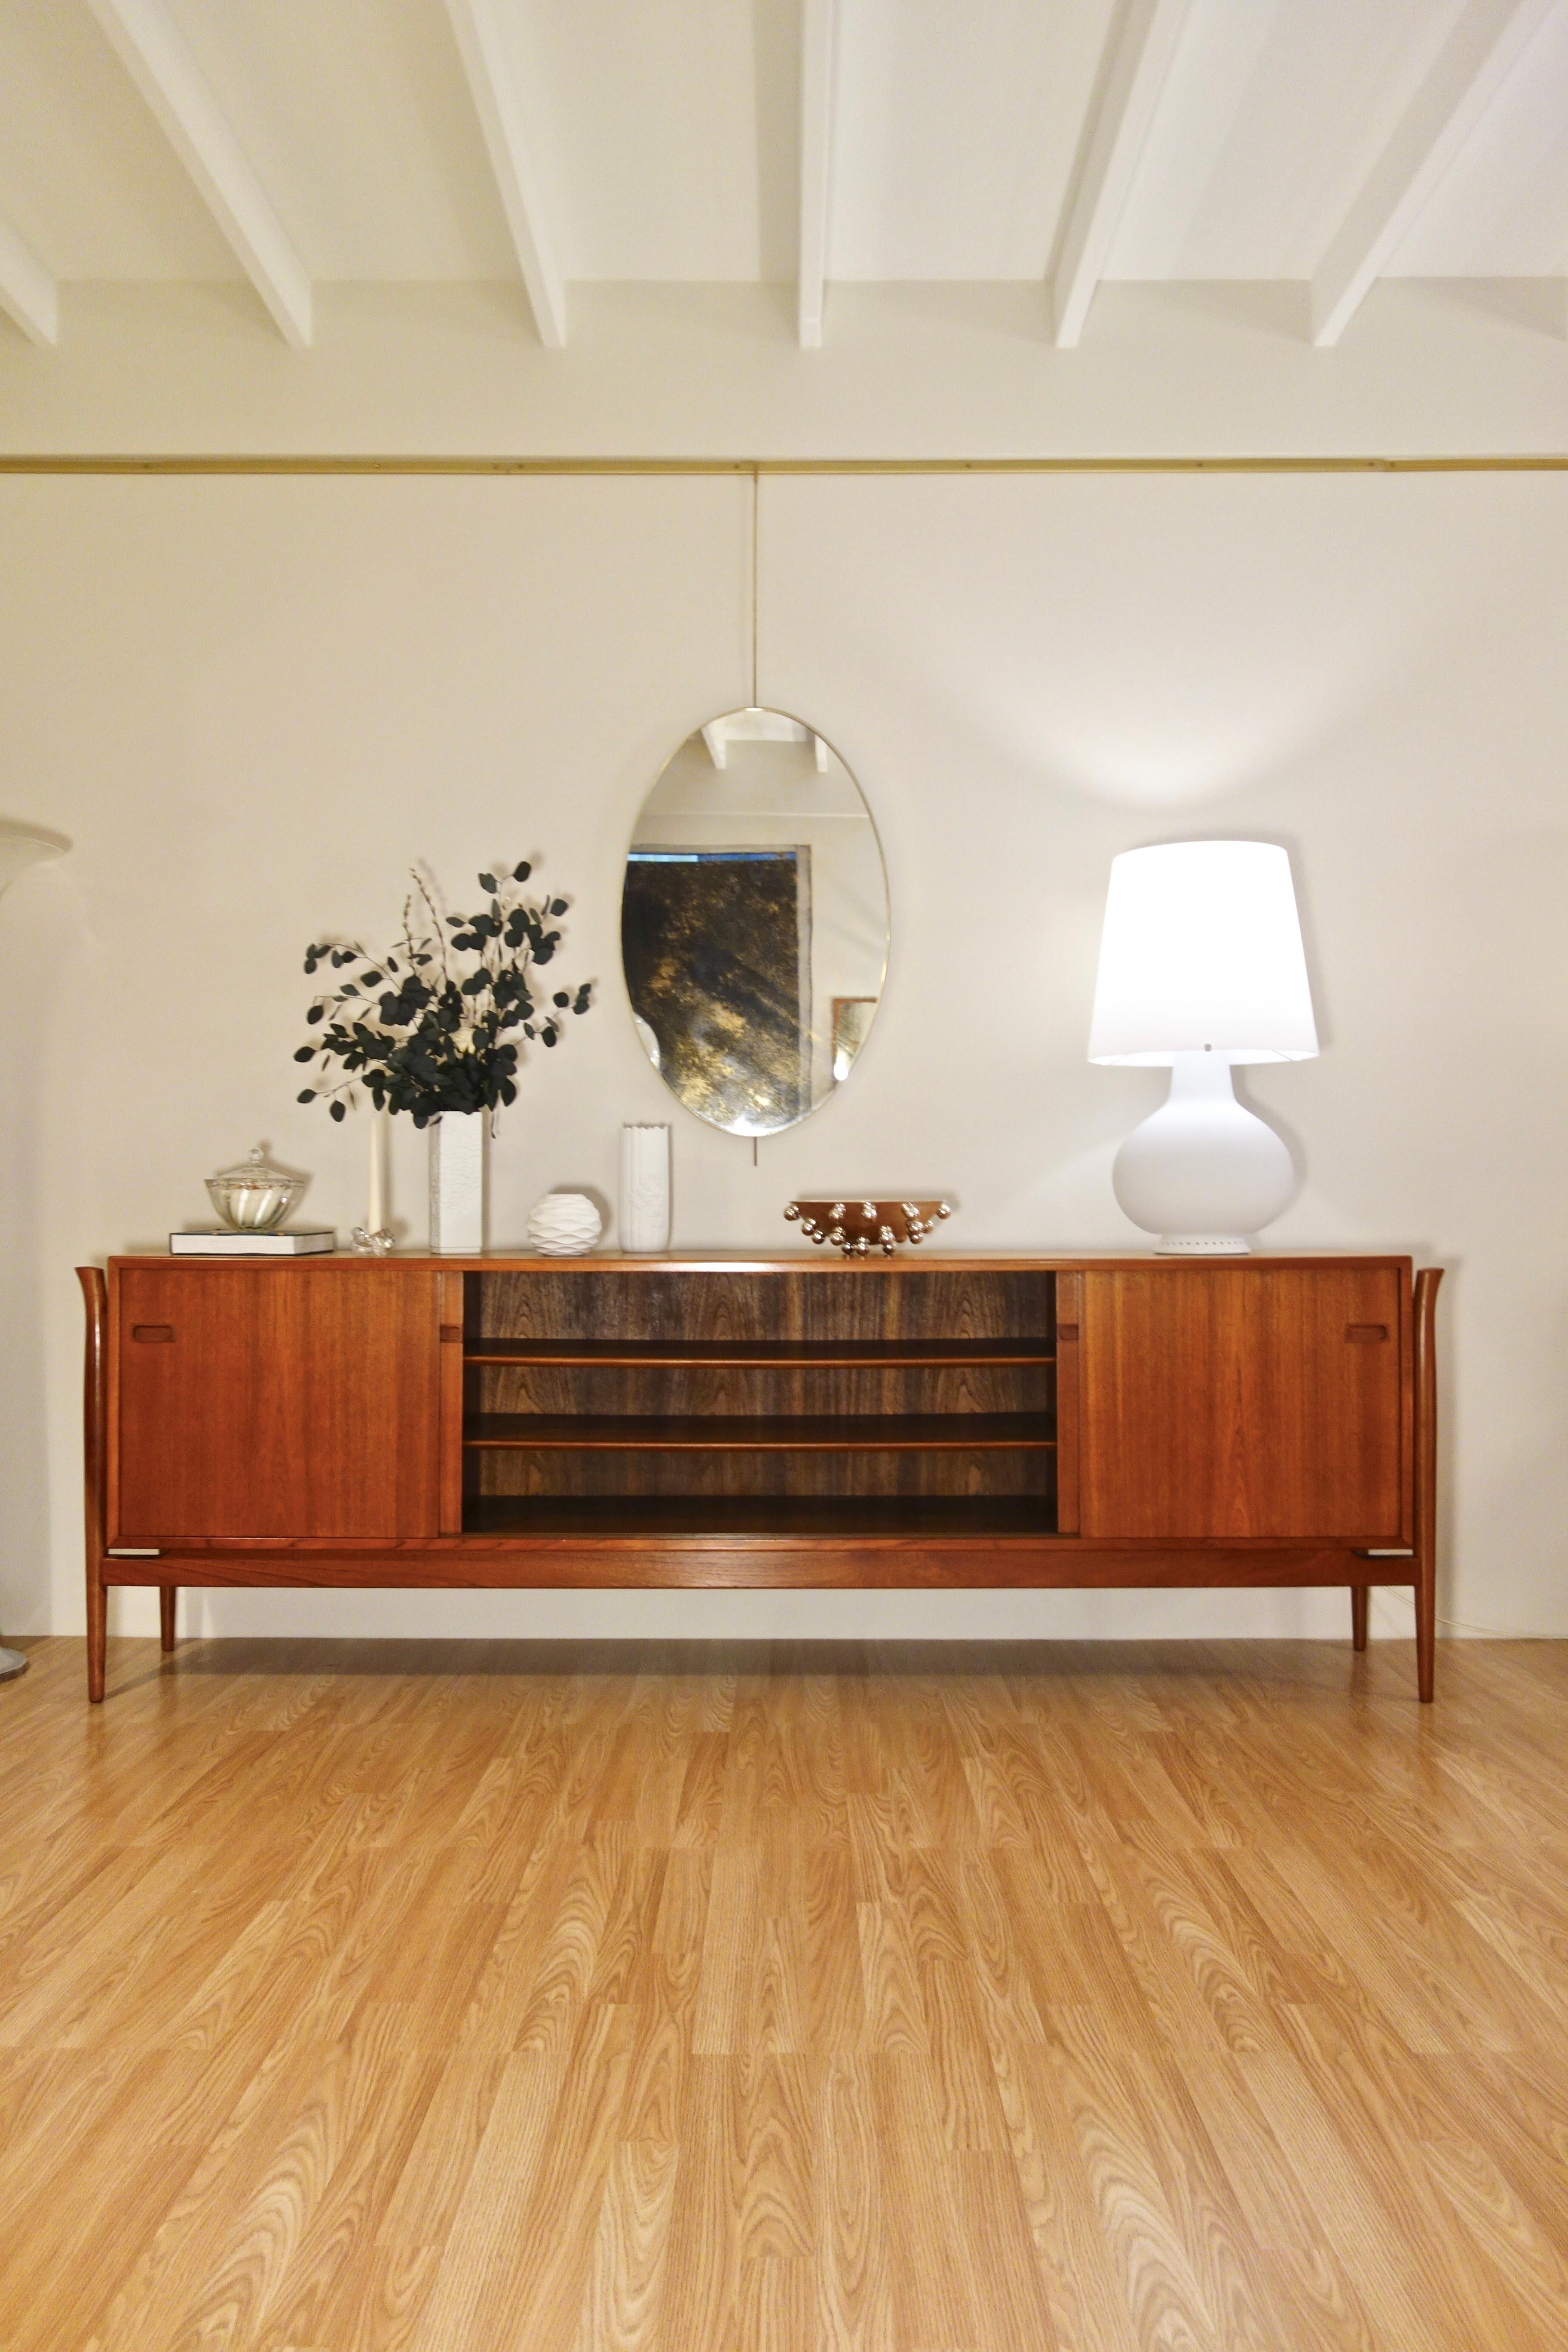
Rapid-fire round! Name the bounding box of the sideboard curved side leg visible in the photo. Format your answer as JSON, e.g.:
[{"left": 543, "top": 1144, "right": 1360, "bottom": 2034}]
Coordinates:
[
  {"left": 1412, "top": 1267, "right": 1443, "bottom": 1704},
  {"left": 77, "top": 1267, "right": 109, "bottom": 1704}
]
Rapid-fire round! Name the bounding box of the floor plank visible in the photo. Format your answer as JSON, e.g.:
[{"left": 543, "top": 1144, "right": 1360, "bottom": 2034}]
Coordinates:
[{"left": 1, "top": 1634, "right": 1565, "bottom": 2351}]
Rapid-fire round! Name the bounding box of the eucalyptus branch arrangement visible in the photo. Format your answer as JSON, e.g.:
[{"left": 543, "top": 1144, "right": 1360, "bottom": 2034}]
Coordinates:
[{"left": 294, "top": 861, "right": 592, "bottom": 1127}]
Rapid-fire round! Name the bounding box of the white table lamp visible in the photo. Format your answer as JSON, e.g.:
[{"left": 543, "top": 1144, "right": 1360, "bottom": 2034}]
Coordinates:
[{"left": 1088, "top": 840, "right": 1317, "bottom": 1253}]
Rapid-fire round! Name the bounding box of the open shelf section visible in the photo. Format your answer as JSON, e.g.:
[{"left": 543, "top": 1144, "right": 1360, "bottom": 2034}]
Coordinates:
[
  {"left": 462, "top": 1494, "right": 1057, "bottom": 1540},
  {"left": 462, "top": 1264, "right": 1061, "bottom": 1525},
  {"left": 463, "top": 1412, "right": 1057, "bottom": 1452},
  {"left": 463, "top": 1336, "right": 1056, "bottom": 1368}
]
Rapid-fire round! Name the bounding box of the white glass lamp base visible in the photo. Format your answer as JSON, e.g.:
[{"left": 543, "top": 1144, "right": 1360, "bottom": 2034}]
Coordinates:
[{"left": 1112, "top": 1053, "right": 1296, "bottom": 1255}]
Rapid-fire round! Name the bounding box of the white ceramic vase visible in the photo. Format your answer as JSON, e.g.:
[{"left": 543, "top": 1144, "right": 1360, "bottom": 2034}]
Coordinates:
[
  {"left": 620, "top": 1124, "right": 671, "bottom": 1253},
  {"left": 429, "top": 1112, "right": 485, "bottom": 1254},
  {"left": 527, "top": 1191, "right": 602, "bottom": 1256}
]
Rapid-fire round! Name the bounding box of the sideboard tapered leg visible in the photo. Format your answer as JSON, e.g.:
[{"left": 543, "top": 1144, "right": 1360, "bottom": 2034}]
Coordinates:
[
  {"left": 87, "top": 1570, "right": 106, "bottom": 1704},
  {"left": 160, "top": 1586, "right": 177, "bottom": 1653},
  {"left": 1412, "top": 1267, "right": 1443, "bottom": 1705},
  {"left": 1351, "top": 1586, "right": 1369, "bottom": 1651}
]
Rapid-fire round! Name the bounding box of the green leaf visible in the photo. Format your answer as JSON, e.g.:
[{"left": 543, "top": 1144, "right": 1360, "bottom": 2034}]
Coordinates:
[
  {"left": 478, "top": 871, "right": 497, "bottom": 893},
  {"left": 297, "top": 1088, "right": 315, "bottom": 1103},
  {"left": 552, "top": 990, "right": 569, "bottom": 1008},
  {"left": 330, "top": 1099, "right": 346, "bottom": 1122},
  {"left": 293, "top": 1046, "right": 315, "bottom": 1063},
  {"left": 306, "top": 1004, "right": 324, "bottom": 1025},
  {"left": 513, "top": 859, "right": 531, "bottom": 882},
  {"left": 549, "top": 897, "right": 568, "bottom": 916}
]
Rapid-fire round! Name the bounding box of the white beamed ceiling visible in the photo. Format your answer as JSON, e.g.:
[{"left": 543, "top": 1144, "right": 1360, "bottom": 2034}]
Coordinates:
[{"left": 1, "top": 0, "right": 1566, "bottom": 346}]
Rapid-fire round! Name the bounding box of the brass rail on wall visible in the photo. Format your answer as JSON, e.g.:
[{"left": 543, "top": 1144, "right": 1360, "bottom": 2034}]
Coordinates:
[{"left": 1, "top": 455, "right": 1568, "bottom": 476}]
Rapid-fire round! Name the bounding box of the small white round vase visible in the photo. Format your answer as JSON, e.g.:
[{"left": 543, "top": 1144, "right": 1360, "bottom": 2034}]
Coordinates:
[
  {"left": 1112, "top": 1053, "right": 1297, "bottom": 1254},
  {"left": 527, "top": 1191, "right": 603, "bottom": 1256}
]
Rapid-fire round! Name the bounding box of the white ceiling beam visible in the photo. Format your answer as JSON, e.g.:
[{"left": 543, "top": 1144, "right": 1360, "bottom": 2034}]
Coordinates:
[
  {"left": 1051, "top": 0, "right": 1194, "bottom": 349},
  {"left": 1312, "top": 0, "right": 1562, "bottom": 347},
  {"left": 86, "top": 0, "right": 310, "bottom": 347},
  {"left": 0, "top": 215, "right": 57, "bottom": 346},
  {"left": 797, "top": 0, "right": 837, "bottom": 349},
  {"left": 444, "top": 0, "right": 566, "bottom": 349}
]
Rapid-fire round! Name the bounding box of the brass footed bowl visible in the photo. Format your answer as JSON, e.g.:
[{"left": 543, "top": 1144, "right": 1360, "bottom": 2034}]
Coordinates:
[{"left": 784, "top": 1198, "right": 952, "bottom": 1256}]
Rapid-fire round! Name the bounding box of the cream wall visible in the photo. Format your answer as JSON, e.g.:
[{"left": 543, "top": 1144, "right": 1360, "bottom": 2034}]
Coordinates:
[{"left": 1, "top": 469, "right": 1565, "bottom": 1644}]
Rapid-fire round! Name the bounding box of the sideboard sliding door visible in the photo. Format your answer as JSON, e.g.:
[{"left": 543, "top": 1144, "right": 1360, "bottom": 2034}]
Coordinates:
[
  {"left": 111, "top": 1265, "right": 442, "bottom": 1541},
  {"left": 1078, "top": 1265, "right": 1410, "bottom": 1543}
]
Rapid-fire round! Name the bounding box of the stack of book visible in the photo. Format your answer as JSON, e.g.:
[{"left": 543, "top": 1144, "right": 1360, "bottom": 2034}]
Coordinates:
[{"left": 169, "top": 1230, "right": 336, "bottom": 1256}]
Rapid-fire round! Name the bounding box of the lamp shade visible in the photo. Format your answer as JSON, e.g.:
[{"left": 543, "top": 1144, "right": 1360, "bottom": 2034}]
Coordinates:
[{"left": 1087, "top": 839, "right": 1317, "bottom": 1067}]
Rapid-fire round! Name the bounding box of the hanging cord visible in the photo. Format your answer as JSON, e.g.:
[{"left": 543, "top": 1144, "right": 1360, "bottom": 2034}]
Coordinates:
[{"left": 752, "top": 466, "right": 760, "bottom": 1168}]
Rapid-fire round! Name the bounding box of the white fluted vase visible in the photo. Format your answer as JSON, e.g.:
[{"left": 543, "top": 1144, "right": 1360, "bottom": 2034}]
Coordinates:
[
  {"left": 620, "top": 1124, "right": 671, "bottom": 1253},
  {"left": 429, "top": 1112, "right": 486, "bottom": 1254}
]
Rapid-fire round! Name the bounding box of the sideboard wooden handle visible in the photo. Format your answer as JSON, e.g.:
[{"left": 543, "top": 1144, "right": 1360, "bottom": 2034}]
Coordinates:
[
  {"left": 439, "top": 1324, "right": 464, "bottom": 1344},
  {"left": 1345, "top": 1324, "right": 1389, "bottom": 1343},
  {"left": 131, "top": 1324, "right": 175, "bottom": 1344},
  {"left": 1056, "top": 1323, "right": 1079, "bottom": 1342}
]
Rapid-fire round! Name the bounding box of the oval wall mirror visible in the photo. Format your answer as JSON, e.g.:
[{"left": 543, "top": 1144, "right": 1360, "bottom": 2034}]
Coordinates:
[{"left": 622, "top": 708, "right": 890, "bottom": 1136}]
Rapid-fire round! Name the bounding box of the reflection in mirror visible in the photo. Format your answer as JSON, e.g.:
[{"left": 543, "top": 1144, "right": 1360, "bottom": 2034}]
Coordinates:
[{"left": 622, "top": 710, "right": 889, "bottom": 1135}]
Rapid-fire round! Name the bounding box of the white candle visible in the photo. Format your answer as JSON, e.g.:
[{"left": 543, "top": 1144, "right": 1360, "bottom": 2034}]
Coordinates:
[{"left": 367, "top": 1105, "right": 387, "bottom": 1235}]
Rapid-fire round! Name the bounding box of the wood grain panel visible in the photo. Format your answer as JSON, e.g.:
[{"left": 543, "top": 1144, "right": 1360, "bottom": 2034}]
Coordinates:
[
  {"left": 439, "top": 1270, "right": 466, "bottom": 1536},
  {"left": 113, "top": 1264, "right": 442, "bottom": 1540},
  {"left": 1080, "top": 1264, "right": 1408, "bottom": 1540},
  {"left": 100, "top": 1536, "right": 1400, "bottom": 1589},
  {"left": 470, "top": 1266, "right": 1058, "bottom": 1511},
  {"left": 474, "top": 1266, "right": 1056, "bottom": 1350},
  {"left": 1055, "top": 1269, "right": 1081, "bottom": 1537}
]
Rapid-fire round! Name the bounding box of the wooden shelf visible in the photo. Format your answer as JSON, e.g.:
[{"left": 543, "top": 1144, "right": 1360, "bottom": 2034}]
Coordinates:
[
  {"left": 462, "top": 1494, "right": 1057, "bottom": 1539},
  {"left": 462, "top": 1412, "right": 1057, "bottom": 1452},
  {"left": 462, "top": 1337, "right": 1056, "bottom": 1368}
]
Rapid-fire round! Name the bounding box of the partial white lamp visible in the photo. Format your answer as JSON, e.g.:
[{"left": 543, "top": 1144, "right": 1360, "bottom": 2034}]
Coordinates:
[
  {"left": 1088, "top": 841, "right": 1317, "bottom": 1253},
  {"left": 0, "top": 823, "right": 67, "bottom": 1684}
]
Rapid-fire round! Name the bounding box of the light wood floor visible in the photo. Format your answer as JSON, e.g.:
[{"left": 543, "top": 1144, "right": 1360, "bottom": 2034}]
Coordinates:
[{"left": 3, "top": 1636, "right": 1568, "bottom": 2352}]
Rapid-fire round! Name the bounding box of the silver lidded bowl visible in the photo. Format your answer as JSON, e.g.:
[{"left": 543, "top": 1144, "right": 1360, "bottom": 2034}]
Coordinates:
[{"left": 205, "top": 1143, "right": 303, "bottom": 1232}]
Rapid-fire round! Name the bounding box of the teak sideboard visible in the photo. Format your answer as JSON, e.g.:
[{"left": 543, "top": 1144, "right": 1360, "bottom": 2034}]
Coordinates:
[{"left": 77, "top": 1252, "right": 1442, "bottom": 1702}]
